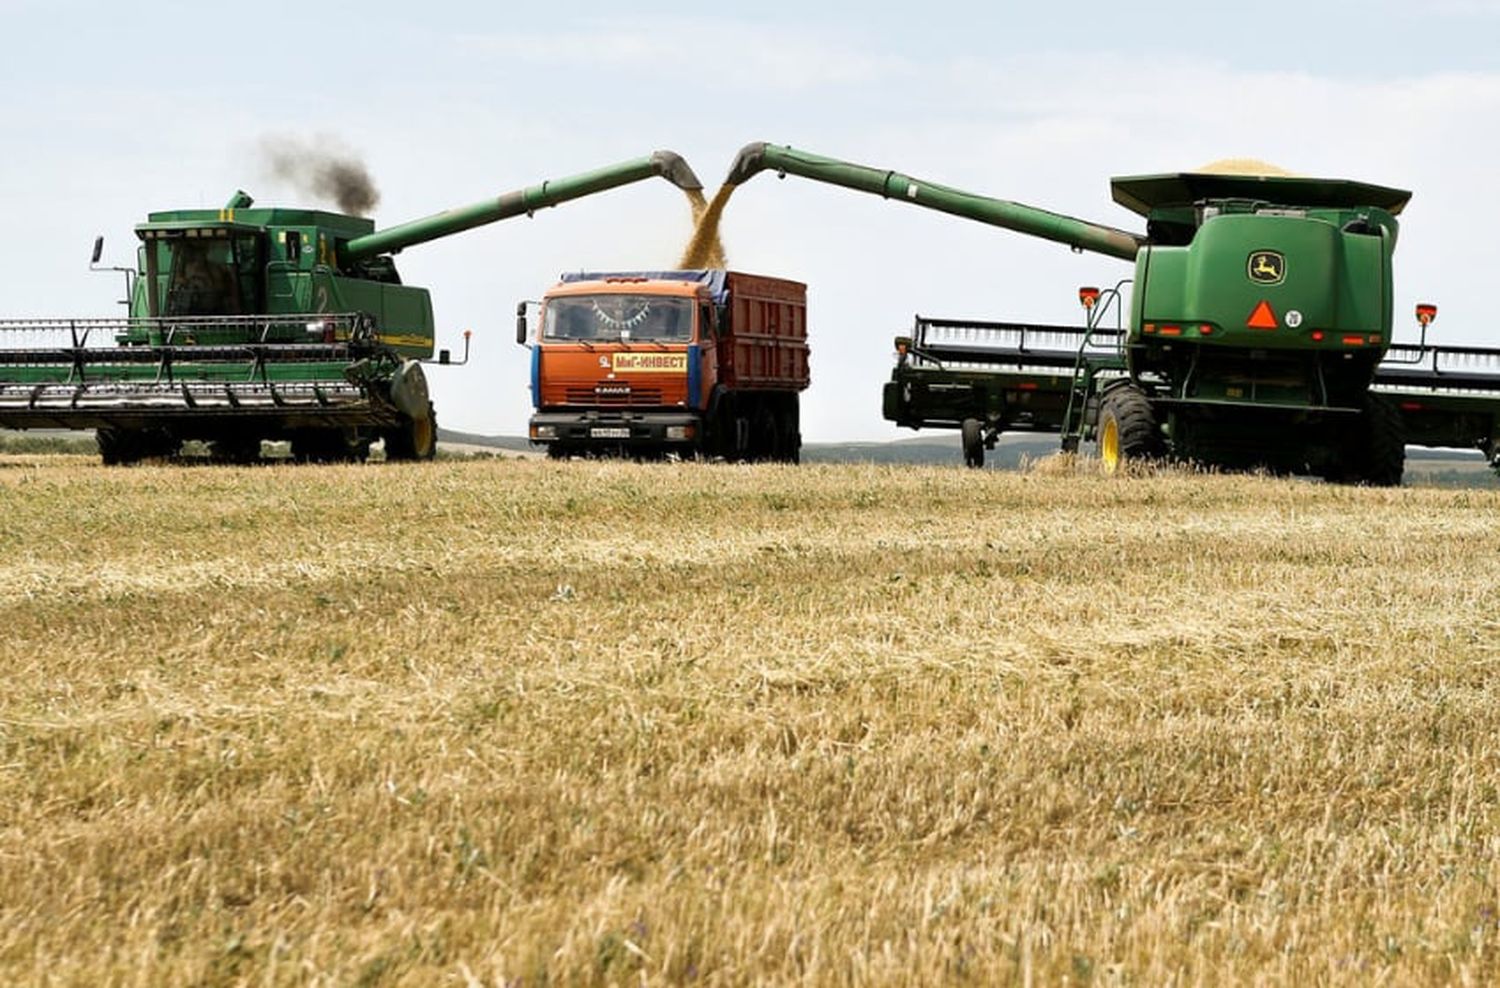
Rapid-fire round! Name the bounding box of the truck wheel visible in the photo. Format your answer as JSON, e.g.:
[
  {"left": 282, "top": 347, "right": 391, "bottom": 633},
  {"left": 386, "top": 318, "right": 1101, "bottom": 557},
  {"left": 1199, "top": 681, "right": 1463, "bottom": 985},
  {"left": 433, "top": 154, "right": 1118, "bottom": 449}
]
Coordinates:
[
  {"left": 1096, "top": 385, "right": 1161, "bottom": 476},
  {"left": 752, "top": 406, "right": 779, "bottom": 462},
  {"left": 384, "top": 403, "right": 437, "bottom": 461},
  {"left": 780, "top": 407, "right": 801, "bottom": 464},
  {"left": 961, "top": 418, "right": 985, "bottom": 469}
]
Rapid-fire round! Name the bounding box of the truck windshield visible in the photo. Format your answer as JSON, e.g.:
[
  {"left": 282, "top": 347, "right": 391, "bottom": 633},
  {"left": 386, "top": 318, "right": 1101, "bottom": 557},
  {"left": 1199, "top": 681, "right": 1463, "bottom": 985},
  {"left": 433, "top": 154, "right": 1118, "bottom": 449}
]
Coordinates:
[{"left": 543, "top": 295, "right": 694, "bottom": 342}]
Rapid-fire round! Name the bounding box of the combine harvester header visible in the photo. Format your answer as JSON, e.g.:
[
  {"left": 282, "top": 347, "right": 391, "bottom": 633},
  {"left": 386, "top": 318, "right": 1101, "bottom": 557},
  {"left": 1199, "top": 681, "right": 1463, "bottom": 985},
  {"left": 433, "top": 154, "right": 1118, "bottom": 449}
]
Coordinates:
[{"left": 724, "top": 142, "right": 1500, "bottom": 483}]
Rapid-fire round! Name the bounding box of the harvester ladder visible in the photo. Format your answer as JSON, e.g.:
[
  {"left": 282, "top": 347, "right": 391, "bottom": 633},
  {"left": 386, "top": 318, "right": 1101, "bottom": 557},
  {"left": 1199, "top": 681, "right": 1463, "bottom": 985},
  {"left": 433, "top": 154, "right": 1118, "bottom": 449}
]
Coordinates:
[{"left": 1059, "top": 281, "right": 1130, "bottom": 451}]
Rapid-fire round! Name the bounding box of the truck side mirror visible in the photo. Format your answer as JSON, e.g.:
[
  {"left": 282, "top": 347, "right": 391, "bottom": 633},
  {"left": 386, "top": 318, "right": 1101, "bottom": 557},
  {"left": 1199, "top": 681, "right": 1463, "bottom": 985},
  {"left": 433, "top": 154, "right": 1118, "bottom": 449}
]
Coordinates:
[
  {"left": 90, "top": 236, "right": 104, "bottom": 265},
  {"left": 515, "top": 301, "right": 528, "bottom": 345}
]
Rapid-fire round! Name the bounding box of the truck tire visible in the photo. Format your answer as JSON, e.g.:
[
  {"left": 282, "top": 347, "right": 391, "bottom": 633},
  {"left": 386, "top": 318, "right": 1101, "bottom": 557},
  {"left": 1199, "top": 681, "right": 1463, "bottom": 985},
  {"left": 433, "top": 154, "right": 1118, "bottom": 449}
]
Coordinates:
[
  {"left": 384, "top": 403, "right": 437, "bottom": 461},
  {"left": 752, "top": 404, "right": 778, "bottom": 462},
  {"left": 780, "top": 402, "right": 801, "bottom": 464},
  {"left": 1096, "top": 385, "right": 1161, "bottom": 476},
  {"left": 961, "top": 418, "right": 985, "bottom": 469},
  {"left": 1337, "top": 394, "right": 1404, "bottom": 487}
]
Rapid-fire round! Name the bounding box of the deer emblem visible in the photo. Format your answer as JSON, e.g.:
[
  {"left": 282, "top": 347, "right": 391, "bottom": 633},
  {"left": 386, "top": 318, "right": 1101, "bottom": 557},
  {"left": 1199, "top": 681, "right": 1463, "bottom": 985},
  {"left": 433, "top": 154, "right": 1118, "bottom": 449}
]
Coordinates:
[{"left": 1249, "top": 251, "right": 1285, "bottom": 284}]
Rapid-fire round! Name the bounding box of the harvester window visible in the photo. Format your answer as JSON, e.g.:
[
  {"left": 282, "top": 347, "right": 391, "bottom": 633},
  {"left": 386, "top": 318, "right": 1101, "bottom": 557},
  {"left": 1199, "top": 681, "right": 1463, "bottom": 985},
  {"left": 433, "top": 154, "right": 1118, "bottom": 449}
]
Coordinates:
[
  {"left": 543, "top": 296, "right": 696, "bottom": 343},
  {"left": 163, "top": 233, "right": 265, "bottom": 317}
]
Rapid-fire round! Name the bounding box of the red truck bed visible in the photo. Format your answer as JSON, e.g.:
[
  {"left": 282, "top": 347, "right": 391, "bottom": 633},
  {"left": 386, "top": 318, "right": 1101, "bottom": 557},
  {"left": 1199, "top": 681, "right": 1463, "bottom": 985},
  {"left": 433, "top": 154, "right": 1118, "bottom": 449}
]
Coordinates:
[{"left": 719, "top": 271, "right": 809, "bottom": 392}]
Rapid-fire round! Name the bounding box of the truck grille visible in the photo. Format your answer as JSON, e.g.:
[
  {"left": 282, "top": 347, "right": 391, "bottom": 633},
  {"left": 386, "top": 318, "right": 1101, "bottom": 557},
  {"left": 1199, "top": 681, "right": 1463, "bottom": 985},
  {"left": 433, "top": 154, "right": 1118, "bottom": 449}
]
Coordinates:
[{"left": 564, "top": 386, "right": 665, "bottom": 406}]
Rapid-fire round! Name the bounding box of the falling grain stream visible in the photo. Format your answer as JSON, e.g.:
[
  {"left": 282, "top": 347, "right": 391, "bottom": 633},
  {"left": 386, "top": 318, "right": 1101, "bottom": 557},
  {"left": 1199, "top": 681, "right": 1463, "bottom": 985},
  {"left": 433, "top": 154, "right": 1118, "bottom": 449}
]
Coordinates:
[{"left": 680, "top": 185, "right": 734, "bottom": 268}]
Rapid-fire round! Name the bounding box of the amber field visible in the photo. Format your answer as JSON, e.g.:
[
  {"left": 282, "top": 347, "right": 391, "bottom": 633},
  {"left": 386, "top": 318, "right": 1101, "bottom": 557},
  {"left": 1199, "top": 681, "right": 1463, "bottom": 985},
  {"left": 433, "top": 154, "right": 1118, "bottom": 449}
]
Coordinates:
[{"left": 3, "top": 453, "right": 1500, "bottom": 985}]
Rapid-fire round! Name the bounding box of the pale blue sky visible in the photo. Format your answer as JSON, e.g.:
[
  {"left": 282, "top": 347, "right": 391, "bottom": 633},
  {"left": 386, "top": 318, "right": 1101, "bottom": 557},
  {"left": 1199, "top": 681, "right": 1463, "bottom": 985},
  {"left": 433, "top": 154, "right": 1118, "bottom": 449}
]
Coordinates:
[{"left": 4, "top": 0, "right": 1499, "bottom": 439}]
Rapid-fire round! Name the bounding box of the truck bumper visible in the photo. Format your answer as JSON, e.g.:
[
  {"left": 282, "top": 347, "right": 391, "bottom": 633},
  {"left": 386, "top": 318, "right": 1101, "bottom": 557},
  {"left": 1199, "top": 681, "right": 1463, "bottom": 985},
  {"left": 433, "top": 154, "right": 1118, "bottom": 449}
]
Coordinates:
[{"left": 529, "top": 410, "right": 702, "bottom": 449}]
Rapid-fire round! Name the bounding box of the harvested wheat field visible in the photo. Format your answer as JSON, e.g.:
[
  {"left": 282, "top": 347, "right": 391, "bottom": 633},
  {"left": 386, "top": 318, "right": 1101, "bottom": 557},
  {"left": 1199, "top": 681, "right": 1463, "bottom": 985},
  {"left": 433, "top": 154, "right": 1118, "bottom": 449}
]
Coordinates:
[{"left": 3, "top": 455, "right": 1500, "bottom": 985}]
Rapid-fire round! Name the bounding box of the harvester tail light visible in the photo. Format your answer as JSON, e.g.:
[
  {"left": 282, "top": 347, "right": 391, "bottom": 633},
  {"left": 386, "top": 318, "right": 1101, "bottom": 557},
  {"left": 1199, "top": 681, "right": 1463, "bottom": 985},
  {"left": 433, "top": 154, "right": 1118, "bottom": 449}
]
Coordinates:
[
  {"left": 1199, "top": 324, "right": 1214, "bottom": 336},
  {"left": 1078, "top": 286, "right": 1101, "bottom": 310},
  {"left": 1159, "top": 325, "right": 1183, "bottom": 337},
  {"left": 1341, "top": 335, "right": 1366, "bottom": 346},
  {"left": 1416, "top": 303, "right": 1437, "bottom": 326},
  {"left": 1143, "top": 323, "right": 1157, "bottom": 335},
  {"left": 1311, "top": 330, "right": 1325, "bottom": 342}
]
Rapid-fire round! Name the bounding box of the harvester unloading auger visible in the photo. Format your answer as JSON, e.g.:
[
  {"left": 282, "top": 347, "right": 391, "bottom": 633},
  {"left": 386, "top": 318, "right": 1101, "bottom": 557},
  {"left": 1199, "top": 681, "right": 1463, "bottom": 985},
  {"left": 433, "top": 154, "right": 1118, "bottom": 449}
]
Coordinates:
[
  {"left": 0, "top": 151, "right": 703, "bottom": 464},
  {"left": 724, "top": 142, "right": 1500, "bottom": 484}
]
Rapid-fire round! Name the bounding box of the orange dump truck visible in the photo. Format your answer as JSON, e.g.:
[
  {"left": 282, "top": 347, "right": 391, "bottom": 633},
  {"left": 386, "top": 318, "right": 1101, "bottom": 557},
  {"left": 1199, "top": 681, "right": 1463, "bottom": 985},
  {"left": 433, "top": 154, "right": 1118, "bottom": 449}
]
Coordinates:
[{"left": 517, "top": 270, "right": 809, "bottom": 460}]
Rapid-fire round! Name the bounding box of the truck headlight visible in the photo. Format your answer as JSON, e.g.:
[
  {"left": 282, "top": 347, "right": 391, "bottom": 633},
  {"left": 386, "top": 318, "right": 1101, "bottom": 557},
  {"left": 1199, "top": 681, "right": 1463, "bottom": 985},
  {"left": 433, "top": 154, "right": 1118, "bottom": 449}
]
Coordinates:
[
  {"left": 531, "top": 424, "right": 557, "bottom": 440},
  {"left": 665, "top": 425, "right": 694, "bottom": 440}
]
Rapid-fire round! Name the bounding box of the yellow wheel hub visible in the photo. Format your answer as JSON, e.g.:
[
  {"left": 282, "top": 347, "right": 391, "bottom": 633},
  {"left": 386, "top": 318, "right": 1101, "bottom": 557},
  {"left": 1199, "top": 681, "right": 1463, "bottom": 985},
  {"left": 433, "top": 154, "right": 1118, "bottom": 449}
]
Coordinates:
[
  {"left": 1100, "top": 416, "right": 1121, "bottom": 474},
  {"left": 412, "top": 415, "right": 435, "bottom": 456}
]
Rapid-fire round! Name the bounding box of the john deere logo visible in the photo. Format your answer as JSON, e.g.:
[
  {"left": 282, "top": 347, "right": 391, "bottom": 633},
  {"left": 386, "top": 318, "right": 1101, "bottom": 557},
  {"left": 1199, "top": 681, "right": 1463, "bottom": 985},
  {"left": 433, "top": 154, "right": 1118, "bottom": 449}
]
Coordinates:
[{"left": 1248, "top": 250, "right": 1286, "bottom": 285}]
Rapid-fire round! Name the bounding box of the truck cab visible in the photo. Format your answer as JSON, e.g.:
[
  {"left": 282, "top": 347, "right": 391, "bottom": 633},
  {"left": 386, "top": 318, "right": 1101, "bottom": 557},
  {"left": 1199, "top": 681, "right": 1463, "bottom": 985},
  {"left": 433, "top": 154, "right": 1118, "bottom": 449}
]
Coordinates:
[
  {"left": 524, "top": 275, "right": 710, "bottom": 454},
  {"left": 521, "top": 269, "right": 808, "bottom": 460}
]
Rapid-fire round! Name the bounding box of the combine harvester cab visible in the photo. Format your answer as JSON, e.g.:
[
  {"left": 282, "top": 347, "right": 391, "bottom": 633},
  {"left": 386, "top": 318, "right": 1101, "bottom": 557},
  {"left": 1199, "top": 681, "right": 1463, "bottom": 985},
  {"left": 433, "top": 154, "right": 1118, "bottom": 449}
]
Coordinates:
[
  {"left": 0, "top": 151, "right": 704, "bottom": 464},
  {"left": 519, "top": 270, "right": 808, "bottom": 461},
  {"left": 725, "top": 143, "right": 1500, "bottom": 484}
]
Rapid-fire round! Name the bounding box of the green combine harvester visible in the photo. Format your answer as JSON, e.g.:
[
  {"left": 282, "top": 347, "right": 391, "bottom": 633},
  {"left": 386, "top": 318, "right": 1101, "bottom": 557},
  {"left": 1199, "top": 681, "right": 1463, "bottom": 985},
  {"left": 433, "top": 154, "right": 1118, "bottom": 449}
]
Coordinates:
[
  {"left": 726, "top": 143, "right": 1500, "bottom": 484},
  {"left": 0, "top": 151, "right": 702, "bottom": 463}
]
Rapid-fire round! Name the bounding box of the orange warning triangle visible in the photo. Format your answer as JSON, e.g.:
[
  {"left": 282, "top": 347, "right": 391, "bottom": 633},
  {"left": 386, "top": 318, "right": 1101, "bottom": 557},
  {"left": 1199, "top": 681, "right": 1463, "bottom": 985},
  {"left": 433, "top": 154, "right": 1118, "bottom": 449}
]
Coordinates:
[{"left": 1246, "top": 300, "right": 1278, "bottom": 329}]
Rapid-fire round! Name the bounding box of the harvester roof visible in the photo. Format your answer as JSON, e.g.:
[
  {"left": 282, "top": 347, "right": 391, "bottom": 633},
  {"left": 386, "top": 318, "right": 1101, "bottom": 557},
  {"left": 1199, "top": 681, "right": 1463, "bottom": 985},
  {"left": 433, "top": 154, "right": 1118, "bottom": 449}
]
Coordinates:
[
  {"left": 137, "top": 207, "right": 375, "bottom": 240},
  {"left": 1110, "top": 173, "right": 1412, "bottom": 217}
]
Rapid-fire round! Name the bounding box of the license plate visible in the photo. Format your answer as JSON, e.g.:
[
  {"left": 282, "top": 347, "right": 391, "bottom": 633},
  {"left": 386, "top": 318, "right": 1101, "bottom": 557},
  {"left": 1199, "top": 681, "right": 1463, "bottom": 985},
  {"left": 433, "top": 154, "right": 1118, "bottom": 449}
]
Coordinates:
[{"left": 590, "top": 427, "right": 630, "bottom": 439}]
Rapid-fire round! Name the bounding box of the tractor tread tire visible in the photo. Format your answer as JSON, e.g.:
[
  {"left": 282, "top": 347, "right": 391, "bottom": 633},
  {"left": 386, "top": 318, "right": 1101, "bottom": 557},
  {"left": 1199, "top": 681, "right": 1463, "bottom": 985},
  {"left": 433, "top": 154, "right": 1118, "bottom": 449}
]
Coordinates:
[
  {"left": 1098, "top": 385, "right": 1162, "bottom": 473},
  {"left": 1357, "top": 393, "right": 1405, "bottom": 487},
  {"left": 961, "top": 417, "right": 985, "bottom": 469}
]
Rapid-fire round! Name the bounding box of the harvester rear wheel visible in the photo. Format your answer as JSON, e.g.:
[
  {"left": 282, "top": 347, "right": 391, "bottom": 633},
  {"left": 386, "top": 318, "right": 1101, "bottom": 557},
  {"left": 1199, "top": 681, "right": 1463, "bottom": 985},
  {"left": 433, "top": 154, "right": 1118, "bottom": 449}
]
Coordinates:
[
  {"left": 209, "top": 436, "right": 262, "bottom": 464},
  {"left": 291, "top": 430, "right": 370, "bottom": 464},
  {"left": 1096, "top": 385, "right": 1161, "bottom": 476},
  {"left": 1336, "top": 394, "right": 1404, "bottom": 487},
  {"left": 97, "top": 428, "right": 140, "bottom": 466},
  {"left": 961, "top": 418, "right": 985, "bottom": 469},
  {"left": 97, "top": 427, "right": 178, "bottom": 466},
  {"left": 384, "top": 404, "right": 437, "bottom": 462}
]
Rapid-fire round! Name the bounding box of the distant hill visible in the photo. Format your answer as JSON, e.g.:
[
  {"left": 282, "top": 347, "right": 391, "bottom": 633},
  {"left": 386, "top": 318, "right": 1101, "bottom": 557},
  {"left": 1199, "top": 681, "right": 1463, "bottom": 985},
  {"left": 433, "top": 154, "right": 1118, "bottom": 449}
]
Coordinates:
[{"left": 434, "top": 427, "right": 1496, "bottom": 486}]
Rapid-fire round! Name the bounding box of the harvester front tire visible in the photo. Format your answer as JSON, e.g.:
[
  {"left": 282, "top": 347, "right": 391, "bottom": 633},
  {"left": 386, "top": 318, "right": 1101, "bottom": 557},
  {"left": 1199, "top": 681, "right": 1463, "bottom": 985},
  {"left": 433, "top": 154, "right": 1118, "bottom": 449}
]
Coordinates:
[
  {"left": 1096, "top": 385, "right": 1161, "bottom": 476},
  {"left": 384, "top": 404, "right": 437, "bottom": 462},
  {"left": 961, "top": 418, "right": 985, "bottom": 469}
]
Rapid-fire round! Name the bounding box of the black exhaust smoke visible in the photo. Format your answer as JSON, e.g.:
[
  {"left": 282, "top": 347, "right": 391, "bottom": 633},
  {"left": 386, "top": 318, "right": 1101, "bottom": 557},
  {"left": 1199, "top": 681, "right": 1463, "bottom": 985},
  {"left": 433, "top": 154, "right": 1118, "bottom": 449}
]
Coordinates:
[{"left": 259, "top": 135, "right": 380, "bottom": 216}]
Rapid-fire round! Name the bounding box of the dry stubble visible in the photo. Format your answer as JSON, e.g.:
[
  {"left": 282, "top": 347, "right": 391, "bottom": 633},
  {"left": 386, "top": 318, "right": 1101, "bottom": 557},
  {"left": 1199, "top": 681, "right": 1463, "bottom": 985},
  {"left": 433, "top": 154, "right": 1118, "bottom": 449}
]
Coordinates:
[{"left": 2, "top": 456, "right": 1500, "bottom": 984}]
